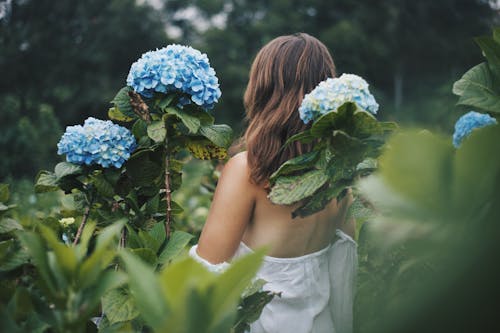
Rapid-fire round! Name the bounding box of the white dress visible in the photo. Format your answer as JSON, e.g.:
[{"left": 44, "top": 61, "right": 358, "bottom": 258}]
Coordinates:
[{"left": 189, "top": 229, "right": 357, "bottom": 333}]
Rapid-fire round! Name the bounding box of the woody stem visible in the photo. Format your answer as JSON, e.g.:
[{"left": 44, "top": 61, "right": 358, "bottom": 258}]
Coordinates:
[
  {"left": 73, "top": 205, "right": 91, "bottom": 246},
  {"left": 164, "top": 137, "right": 172, "bottom": 240}
]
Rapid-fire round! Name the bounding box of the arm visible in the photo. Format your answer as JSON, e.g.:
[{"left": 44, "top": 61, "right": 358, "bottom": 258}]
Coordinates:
[{"left": 196, "top": 152, "right": 257, "bottom": 264}]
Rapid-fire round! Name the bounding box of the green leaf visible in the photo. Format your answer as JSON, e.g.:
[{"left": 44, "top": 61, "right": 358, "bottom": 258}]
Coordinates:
[
  {"left": 130, "top": 248, "right": 157, "bottom": 266},
  {"left": 34, "top": 170, "right": 59, "bottom": 193},
  {"left": 164, "top": 106, "right": 201, "bottom": 133},
  {"left": 452, "top": 62, "right": 500, "bottom": 114},
  {"left": 268, "top": 169, "right": 329, "bottom": 205},
  {"left": 55, "top": 162, "right": 83, "bottom": 180},
  {"left": 138, "top": 230, "right": 161, "bottom": 253},
  {"left": 132, "top": 119, "right": 148, "bottom": 139},
  {"left": 148, "top": 221, "right": 166, "bottom": 246},
  {"left": 234, "top": 290, "right": 275, "bottom": 332},
  {"left": 108, "top": 106, "right": 135, "bottom": 122},
  {"left": 120, "top": 250, "right": 169, "bottom": 329},
  {"left": 126, "top": 158, "right": 162, "bottom": 187},
  {"left": 158, "top": 231, "right": 194, "bottom": 265},
  {"left": 102, "top": 288, "right": 140, "bottom": 325},
  {"left": 269, "top": 150, "right": 320, "bottom": 181},
  {"left": 284, "top": 129, "right": 315, "bottom": 145},
  {"left": 199, "top": 124, "right": 234, "bottom": 148},
  {"left": 38, "top": 225, "right": 77, "bottom": 284},
  {"left": 209, "top": 249, "right": 266, "bottom": 327},
  {"left": 0, "top": 184, "right": 10, "bottom": 203},
  {"left": 147, "top": 120, "right": 167, "bottom": 143},
  {"left": 187, "top": 138, "right": 228, "bottom": 160},
  {"left": 157, "top": 93, "right": 176, "bottom": 110},
  {"left": 0, "top": 218, "right": 23, "bottom": 233},
  {"left": 475, "top": 36, "right": 500, "bottom": 80},
  {"left": 292, "top": 181, "right": 348, "bottom": 218},
  {"left": 310, "top": 102, "right": 358, "bottom": 137},
  {"left": 92, "top": 174, "right": 114, "bottom": 198},
  {"left": 111, "top": 87, "right": 136, "bottom": 118}
]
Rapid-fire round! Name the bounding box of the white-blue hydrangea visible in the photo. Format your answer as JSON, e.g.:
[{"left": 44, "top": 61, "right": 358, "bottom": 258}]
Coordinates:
[
  {"left": 126, "top": 44, "right": 222, "bottom": 110},
  {"left": 299, "top": 73, "right": 379, "bottom": 124},
  {"left": 57, "top": 117, "right": 137, "bottom": 168},
  {"left": 452, "top": 111, "right": 497, "bottom": 148}
]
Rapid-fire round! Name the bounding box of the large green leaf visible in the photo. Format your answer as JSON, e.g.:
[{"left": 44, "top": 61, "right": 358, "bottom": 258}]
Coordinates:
[
  {"left": 284, "top": 129, "right": 315, "bottom": 145},
  {"left": 120, "top": 250, "right": 169, "bottom": 329},
  {"left": 164, "top": 106, "right": 201, "bottom": 133},
  {"left": 209, "top": 249, "right": 266, "bottom": 328},
  {"left": 292, "top": 181, "right": 348, "bottom": 218},
  {"left": 269, "top": 150, "right": 320, "bottom": 181},
  {"left": 268, "top": 169, "right": 329, "bottom": 205},
  {"left": 199, "top": 124, "right": 233, "bottom": 148},
  {"left": 452, "top": 62, "right": 500, "bottom": 113},
  {"left": 92, "top": 174, "right": 114, "bottom": 198},
  {"left": 310, "top": 102, "right": 358, "bottom": 138},
  {"left": 111, "top": 87, "right": 136, "bottom": 118},
  {"left": 34, "top": 171, "right": 59, "bottom": 193},
  {"left": 158, "top": 230, "right": 194, "bottom": 265},
  {"left": 102, "top": 288, "right": 140, "bottom": 325},
  {"left": 475, "top": 36, "right": 500, "bottom": 81}
]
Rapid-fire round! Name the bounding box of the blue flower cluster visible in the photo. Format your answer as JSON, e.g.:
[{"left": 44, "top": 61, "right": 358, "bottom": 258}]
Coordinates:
[
  {"left": 299, "top": 74, "right": 379, "bottom": 124},
  {"left": 57, "top": 118, "right": 137, "bottom": 168},
  {"left": 126, "top": 44, "right": 222, "bottom": 110},
  {"left": 452, "top": 111, "right": 497, "bottom": 148}
]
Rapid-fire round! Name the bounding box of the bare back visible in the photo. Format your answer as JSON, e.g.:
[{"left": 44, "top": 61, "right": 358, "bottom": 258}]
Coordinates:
[{"left": 196, "top": 152, "right": 353, "bottom": 263}]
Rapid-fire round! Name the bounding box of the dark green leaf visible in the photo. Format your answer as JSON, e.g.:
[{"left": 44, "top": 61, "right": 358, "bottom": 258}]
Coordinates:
[
  {"left": 132, "top": 119, "right": 148, "bottom": 139},
  {"left": 310, "top": 102, "right": 358, "bottom": 137},
  {"left": 284, "top": 129, "right": 315, "bottom": 145},
  {"left": 268, "top": 169, "right": 329, "bottom": 205},
  {"left": 112, "top": 87, "right": 136, "bottom": 118},
  {"left": 293, "top": 181, "right": 348, "bottom": 218},
  {"left": 92, "top": 174, "right": 114, "bottom": 198},
  {"left": 475, "top": 36, "right": 500, "bottom": 80},
  {"left": 164, "top": 107, "right": 201, "bottom": 133},
  {"left": 199, "top": 124, "right": 234, "bottom": 148},
  {"left": 269, "top": 150, "right": 320, "bottom": 181},
  {"left": 131, "top": 248, "right": 157, "bottom": 266}
]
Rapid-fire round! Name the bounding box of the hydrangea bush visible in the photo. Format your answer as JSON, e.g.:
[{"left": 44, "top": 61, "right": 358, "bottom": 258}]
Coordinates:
[
  {"left": 299, "top": 74, "right": 379, "bottom": 124},
  {"left": 57, "top": 117, "right": 137, "bottom": 168},
  {"left": 452, "top": 111, "right": 497, "bottom": 147},
  {"left": 269, "top": 74, "right": 395, "bottom": 218},
  {"left": 127, "top": 45, "right": 222, "bottom": 109}
]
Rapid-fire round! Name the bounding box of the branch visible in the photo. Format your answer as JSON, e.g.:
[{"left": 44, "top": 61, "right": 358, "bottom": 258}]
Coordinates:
[
  {"left": 164, "top": 137, "right": 173, "bottom": 240},
  {"left": 128, "top": 91, "right": 152, "bottom": 123},
  {"left": 73, "top": 205, "right": 91, "bottom": 246}
]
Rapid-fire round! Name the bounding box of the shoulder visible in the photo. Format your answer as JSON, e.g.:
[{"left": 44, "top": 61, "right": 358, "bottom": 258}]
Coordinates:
[{"left": 218, "top": 151, "right": 258, "bottom": 192}]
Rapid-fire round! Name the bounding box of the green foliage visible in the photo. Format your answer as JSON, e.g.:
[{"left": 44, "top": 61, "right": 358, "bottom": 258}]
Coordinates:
[
  {"left": 120, "top": 248, "right": 265, "bottom": 333},
  {"left": 269, "top": 102, "right": 396, "bottom": 217},
  {"left": 355, "top": 27, "right": 500, "bottom": 333}
]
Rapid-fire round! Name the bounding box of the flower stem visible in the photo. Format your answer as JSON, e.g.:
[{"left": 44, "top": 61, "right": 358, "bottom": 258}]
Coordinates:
[
  {"left": 73, "top": 205, "right": 91, "bottom": 246},
  {"left": 120, "top": 227, "right": 127, "bottom": 248},
  {"left": 164, "top": 138, "right": 173, "bottom": 240}
]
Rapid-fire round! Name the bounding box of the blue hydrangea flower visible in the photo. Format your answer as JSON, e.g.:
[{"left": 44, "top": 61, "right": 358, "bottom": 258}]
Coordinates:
[
  {"left": 299, "top": 73, "right": 379, "bottom": 124},
  {"left": 126, "top": 44, "right": 222, "bottom": 110},
  {"left": 57, "top": 117, "right": 137, "bottom": 168},
  {"left": 452, "top": 111, "right": 497, "bottom": 148}
]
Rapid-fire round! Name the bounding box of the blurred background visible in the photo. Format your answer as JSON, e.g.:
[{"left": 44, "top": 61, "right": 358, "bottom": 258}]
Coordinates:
[{"left": 0, "top": 0, "right": 497, "bottom": 180}]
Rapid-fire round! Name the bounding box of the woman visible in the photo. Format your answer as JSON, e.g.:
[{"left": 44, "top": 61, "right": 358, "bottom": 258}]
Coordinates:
[{"left": 190, "top": 33, "right": 357, "bottom": 333}]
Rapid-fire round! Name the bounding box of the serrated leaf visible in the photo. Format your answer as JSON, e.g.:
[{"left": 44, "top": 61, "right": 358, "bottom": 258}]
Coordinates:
[
  {"left": 270, "top": 150, "right": 320, "bottom": 181},
  {"left": 199, "top": 124, "right": 233, "bottom": 148},
  {"left": 164, "top": 107, "right": 201, "bottom": 133},
  {"left": 158, "top": 231, "right": 194, "bottom": 265},
  {"left": 0, "top": 184, "right": 9, "bottom": 203},
  {"left": 147, "top": 120, "right": 167, "bottom": 143},
  {"left": 112, "top": 87, "right": 136, "bottom": 118},
  {"left": 108, "top": 106, "right": 135, "bottom": 122},
  {"left": 131, "top": 119, "right": 148, "bottom": 139},
  {"left": 148, "top": 221, "right": 166, "bottom": 246},
  {"left": 102, "top": 288, "right": 140, "bottom": 325},
  {"left": 34, "top": 170, "right": 59, "bottom": 193},
  {"left": 268, "top": 169, "right": 329, "bottom": 205},
  {"left": 475, "top": 36, "right": 500, "bottom": 81},
  {"left": 292, "top": 181, "right": 348, "bottom": 218}
]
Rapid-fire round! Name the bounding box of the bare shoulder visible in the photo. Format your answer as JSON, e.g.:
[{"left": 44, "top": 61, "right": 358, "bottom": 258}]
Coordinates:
[{"left": 221, "top": 152, "right": 251, "bottom": 182}]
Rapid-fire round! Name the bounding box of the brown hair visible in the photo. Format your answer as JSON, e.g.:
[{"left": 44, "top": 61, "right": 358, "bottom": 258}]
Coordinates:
[{"left": 243, "top": 33, "right": 336, "bottom": 185}]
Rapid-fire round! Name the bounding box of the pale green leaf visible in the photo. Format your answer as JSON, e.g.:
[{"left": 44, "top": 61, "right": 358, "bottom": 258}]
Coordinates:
[
  {"left": 147, "top": 120, "right": 167, "bottom": 143},
  {"left": 199, "top": 124, "right": 234, "bottom": 148},
  {"left": 268, "top": 169, "right": 329, "bottom": 205},
  {"left": 158, "top": 231, "right": 194, "bottom": 265},
  {"left": 102, "top": 288, "right": 140, "bottom": 325}
]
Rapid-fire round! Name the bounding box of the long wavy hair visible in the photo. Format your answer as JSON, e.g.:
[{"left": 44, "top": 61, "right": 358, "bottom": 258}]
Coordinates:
[{"left": 243, "top": 33, "right": 336, "bottom": 185}]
